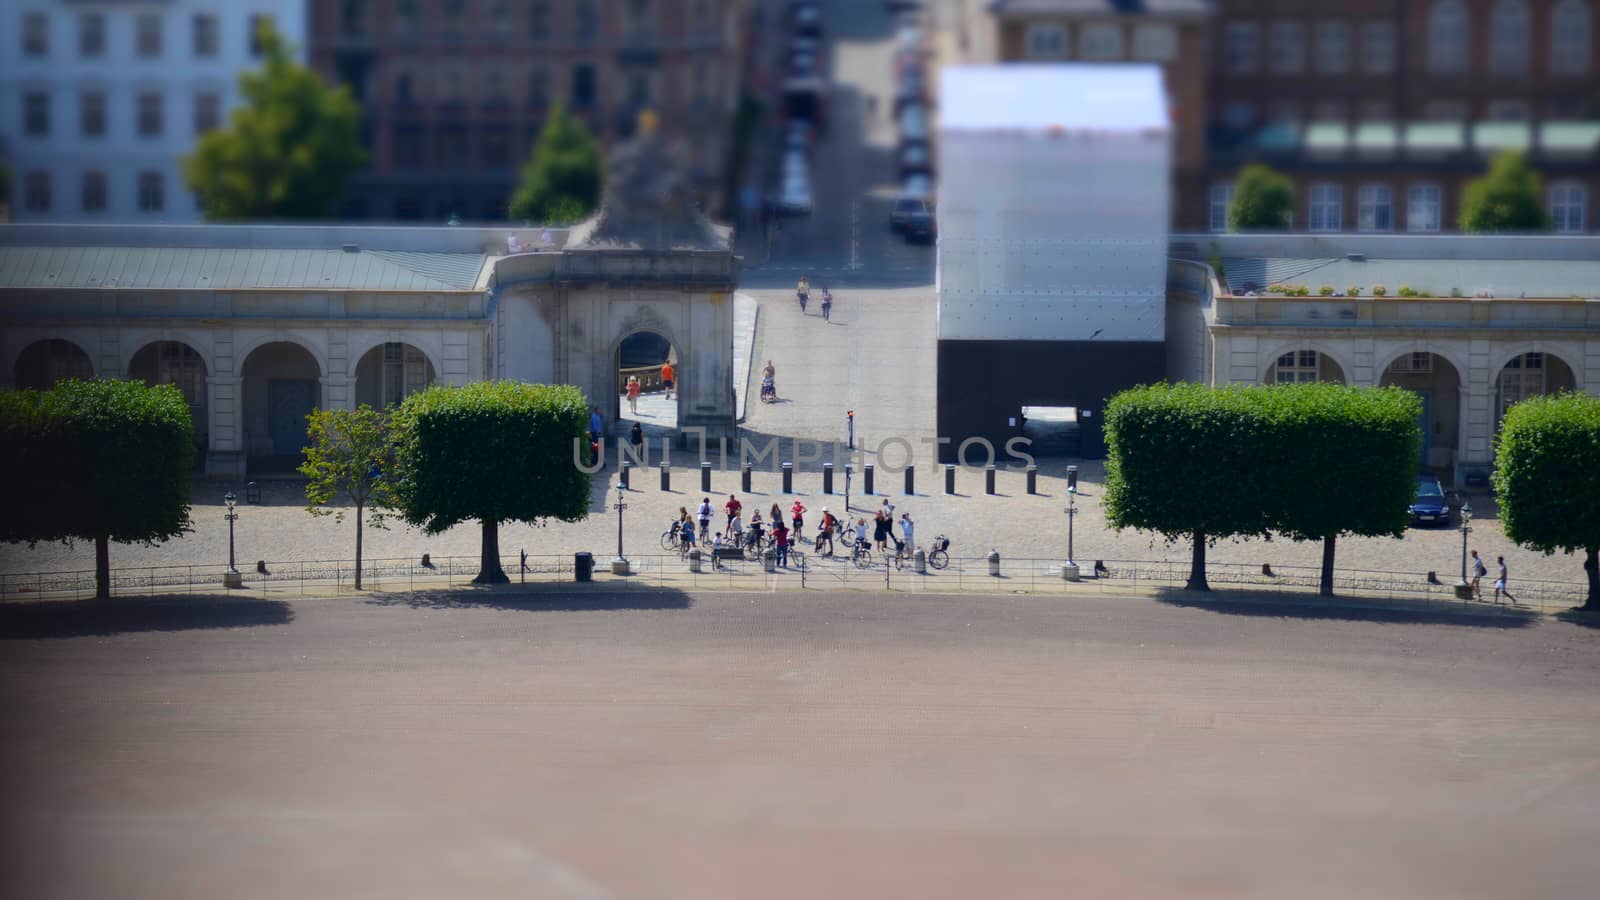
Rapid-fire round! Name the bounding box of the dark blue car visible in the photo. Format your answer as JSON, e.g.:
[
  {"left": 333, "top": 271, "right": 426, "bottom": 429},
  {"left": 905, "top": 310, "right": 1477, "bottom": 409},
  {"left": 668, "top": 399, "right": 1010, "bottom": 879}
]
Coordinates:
[{"left": 1408, "top": 476, "right": 1452, "bottom": 526}]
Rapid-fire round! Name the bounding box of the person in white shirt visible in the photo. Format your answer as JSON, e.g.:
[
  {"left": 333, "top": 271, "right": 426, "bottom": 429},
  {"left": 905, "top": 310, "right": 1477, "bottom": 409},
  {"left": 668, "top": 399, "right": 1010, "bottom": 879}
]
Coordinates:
[
  {"left": 899, "top": 513, "right": 914, "bottom": 553},
  {"left": 854, "top": 518, "right": 869, "bottom": 550},
  {"left": 712, "top": 532, "right": 724, "bottom": 569}
]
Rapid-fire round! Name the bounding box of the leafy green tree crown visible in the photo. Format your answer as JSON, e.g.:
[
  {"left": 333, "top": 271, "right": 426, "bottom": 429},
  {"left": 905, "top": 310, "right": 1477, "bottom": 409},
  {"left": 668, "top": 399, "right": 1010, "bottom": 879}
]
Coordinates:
[
  {"left": 183, "top": 19, "right": 368, "bottom": 219},
  {"left": 508, "top": 104, "right": 604, "bottom": 224},
  {"left": 1459, "top": 150, "right": 1553, "bottom": 233},
  {"left": 1228, "top": 163, "right": 1294, "bottom": 231},
  {"left": 1493, "top": 392, "right": 1600, "bottom": 555}
]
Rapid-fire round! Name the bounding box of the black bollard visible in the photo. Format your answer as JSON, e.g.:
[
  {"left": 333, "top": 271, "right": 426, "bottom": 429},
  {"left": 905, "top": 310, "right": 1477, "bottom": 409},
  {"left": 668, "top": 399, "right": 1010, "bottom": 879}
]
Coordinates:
[
  {"left": 822, "top": 462, "right": 834, "bottom": 494},
  {"left": 864, "top": 463, "right": 875, "bottom": 495},
  {"left": 1026, "top": 464, "right": 1037, "bottom": 495},
  {"left": 660, "top": 462, "right": 670, "bottom": 491},
  {"left": 905, "top": 464, "right": 915, "bottom": 496},
  {"left": 985, "top": 464, "right": 996, "bottom": 495},
  {"left": 621, "top": 460, "right": 632, "bottom": 490},
  {"left": 944, "top": 464, "right": 956, "bottom": 495},
  {"left": 742, "top": 463, "right": 752, "bottom": 492},
  {"left": 782, "top": 461, "right": 793, "bottom": 493},
  {"left": 701, "top": 461, "right": 712, "bottom": 492}
]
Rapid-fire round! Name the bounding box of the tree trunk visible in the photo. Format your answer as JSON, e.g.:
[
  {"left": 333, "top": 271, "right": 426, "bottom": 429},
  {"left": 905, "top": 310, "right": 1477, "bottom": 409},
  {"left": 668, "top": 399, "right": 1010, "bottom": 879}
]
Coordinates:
[
  {"left": 1584, "top": 546, "right": 1599, "bottom": 610},
  {"left": 1187, "top": 531, "right": 1209, "bottom": 592},
  {"left": 95, "top": 534, "right": 111, "bottom": 600},
  {"left": 474, "top": 519, "right": 509, "bottom": 584},
  {"left": 1320, "top": 534, "right": 1337, "bottom": 597},
  {"left": 354, "top": 503, "right": 364, "bottom": 591}
]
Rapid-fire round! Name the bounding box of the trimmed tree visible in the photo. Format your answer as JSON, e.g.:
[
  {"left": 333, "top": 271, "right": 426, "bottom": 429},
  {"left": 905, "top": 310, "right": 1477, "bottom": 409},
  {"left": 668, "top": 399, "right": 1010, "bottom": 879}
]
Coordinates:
[
  {"left": 299, "top": 406, "right": 396, "bottom": 591},
  {"left": 1228, "top": 163, "right": 1295, "bottom": 232},
  {"left": 183, "top": 19, "right": 367, "bottom": 219},
  {"left": 1459, "top": 150, "right": 1553, "bottom": 234},
  {"left": 508, "top": 103, "right": 604, "bottom": 224},
  {"left": 1103, "top": 383, "right": 1278, "bottom": 591},
  {"left": 1492, "top": 393, "right": 1600, "bottom": 608},
  {"left": 388, "top": 382, "right": 591, "bottom": 584},
  {"left": 0, "top": 380, "right": 195, "bottom": 599},
  {"left": 1264, "top": 384, "right": 1421, "bottom": 597}
]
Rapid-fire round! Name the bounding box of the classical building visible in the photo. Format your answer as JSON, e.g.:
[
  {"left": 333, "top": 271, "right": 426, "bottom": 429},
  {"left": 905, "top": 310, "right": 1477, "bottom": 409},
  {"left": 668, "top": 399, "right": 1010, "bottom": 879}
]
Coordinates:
[
  {"left": 0, "top": 0, "right": 307, "bottom": 223},
  {"left": 309, "top": 0, "right": 750, "bottom": 221}
]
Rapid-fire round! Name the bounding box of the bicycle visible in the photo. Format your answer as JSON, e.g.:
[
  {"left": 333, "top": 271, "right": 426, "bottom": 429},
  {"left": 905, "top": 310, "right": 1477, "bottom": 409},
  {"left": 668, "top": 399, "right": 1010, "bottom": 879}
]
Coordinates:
[
  {"left": 847, "top": 538, "right": 874, "bottom": 569},
  {"left": 660, "top": 523, "right": 683, "bottom": 551},
  {"left": 927, "top": 535, "right": 950, "bottom": 570},
  {"left": 883, "top": 540, "right": 910, "bottom": 570},
  {"left": 785, "top": 547, "right": 808, "bottom": 572},
  {"left": 740, "top": 530, "right": 768, "bottom": 561}
]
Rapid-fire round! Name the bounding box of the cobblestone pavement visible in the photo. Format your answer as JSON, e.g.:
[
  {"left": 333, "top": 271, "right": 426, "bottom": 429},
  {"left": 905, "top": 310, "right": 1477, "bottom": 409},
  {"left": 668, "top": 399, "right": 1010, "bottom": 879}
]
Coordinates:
[{"left": 4, "top": 590, "right": 1599, "bottom": 899}]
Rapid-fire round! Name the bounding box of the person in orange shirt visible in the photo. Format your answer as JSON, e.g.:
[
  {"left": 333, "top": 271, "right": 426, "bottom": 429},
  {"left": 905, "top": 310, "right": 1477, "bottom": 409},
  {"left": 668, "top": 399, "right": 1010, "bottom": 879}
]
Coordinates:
[
  {"left": 661, "top": 361, "right": 675, "bottom": 400},
  {"left": 626, "top": 375, "right": 641, "bottom": 414}
]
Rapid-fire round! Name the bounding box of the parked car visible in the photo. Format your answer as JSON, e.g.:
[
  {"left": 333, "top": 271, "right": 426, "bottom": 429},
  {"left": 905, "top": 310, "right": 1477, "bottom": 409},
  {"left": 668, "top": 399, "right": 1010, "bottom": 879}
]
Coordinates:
[
  {"left": 898, "top": 104, "right": 928, "bottom": 144},
  {"left": 779, "top": 173, "right": 813, "bottom": 216},
  {"left": 791, "top": 2, "right": 823, "bottom": 37},
  {"left": 890, "top": 196, "right": 931, "bottom": 233},
  {"left": 1408, "top": 476, "right": 1452, "bottom": 526},
  {"left": 894, "top": 67, "right": 925, "bottom": 114},
  {"left": 883, "top": 0, "right": 922, "bottom": 11},
  {"left": 898, "top": 142, "right": 932, "bottom": 177},
  {"left": 902, "top": 205, "right": 935, "bottom": 243},
  {"left": 784, "top": 120, "right": 812, "bottom": 154}
]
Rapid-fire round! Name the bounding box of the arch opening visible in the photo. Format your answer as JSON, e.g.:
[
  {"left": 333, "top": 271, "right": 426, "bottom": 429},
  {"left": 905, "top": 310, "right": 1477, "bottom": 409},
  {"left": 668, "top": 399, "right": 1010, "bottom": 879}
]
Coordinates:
[
  {"left": 1495, "top": 352, "right": 1576, "bottom": 425},
  {"left": 1264, "top": 350, "right": 1347, "bottom": 385},
  {"left": 129, "top": 341, "right": 209, "bottom": 465},
  {"left": 241, "top": 342, "right": 322, "bottom": 472},
  {"left": 616, "top": 331, "right": 679, "bottom": 434},
  {"left": 1379, "top": 351, "right": 1461, "bottom": 472},
  {"left": 354, "top": 342, "right": 436, "bottom": 409},
  {"left": 14, "top": 339, "right": 94, "bottom": 390}
]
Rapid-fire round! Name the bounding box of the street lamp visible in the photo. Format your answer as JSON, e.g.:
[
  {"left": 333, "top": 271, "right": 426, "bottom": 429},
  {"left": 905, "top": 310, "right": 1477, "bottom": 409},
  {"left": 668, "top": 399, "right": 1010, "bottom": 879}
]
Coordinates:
[
  {"left": 1455, "top": 500, "right": 1473, "bottom": 599},
  {"left": 222, "top": 491, "right": 242, "bottom": 588},
  {"left": 611, "top": 481, "right": 630, "bottom": 575},
  {"left": 1062, "top": 466, "right": 1080, "bottom": 581}
]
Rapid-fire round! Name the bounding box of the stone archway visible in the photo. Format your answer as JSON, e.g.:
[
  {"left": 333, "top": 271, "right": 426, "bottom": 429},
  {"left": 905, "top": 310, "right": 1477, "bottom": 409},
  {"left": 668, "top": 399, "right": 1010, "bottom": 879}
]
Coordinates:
[
  {"left": 354, "top": 341, "right": 436, "bottom": 409},
  {"left": 1263, "top": 349, "right": 1347, "bottom": 384},
  {"left": 129, "top": 340, "right": 209, "bottom": 460},
  {"left": 1379, "top": 351, "right": 1462, "bottom": 470},
  {"left": 615, "top": 330, "right": 680, "bottom": 431},
  {"left": 240, "top": 341, "right": 322, "bottom": 472},
  {"left": 14, "top": 338, "right": 94, "bottom": 390},
  {"left": 1495, "top": 352, "right": 1577, "bottom": 425}
]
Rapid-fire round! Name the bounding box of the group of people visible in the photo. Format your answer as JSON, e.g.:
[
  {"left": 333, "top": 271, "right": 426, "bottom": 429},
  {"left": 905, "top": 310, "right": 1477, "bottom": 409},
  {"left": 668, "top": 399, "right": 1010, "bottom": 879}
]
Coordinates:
[
  {"left": 1468, "top": 549, "right": 1517, "bottom": 604},
  {"left": 813, "top": 499, "right": 914, "bottom": 558},
  {"left": 622, "top": 361, "right": 676, "bottom": 416},
  {"left": 795, "top": 276, "right": 833, "bottom": 322}
]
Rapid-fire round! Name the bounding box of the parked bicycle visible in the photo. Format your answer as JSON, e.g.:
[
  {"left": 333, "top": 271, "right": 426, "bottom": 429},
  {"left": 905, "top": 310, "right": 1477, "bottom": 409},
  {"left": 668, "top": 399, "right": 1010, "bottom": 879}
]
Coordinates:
[
  {"left": 660, "top": 521, "right": 683, "bottom": 551},
  {"left": 927, "top": 534, "right": 950, "bottom": 570}
]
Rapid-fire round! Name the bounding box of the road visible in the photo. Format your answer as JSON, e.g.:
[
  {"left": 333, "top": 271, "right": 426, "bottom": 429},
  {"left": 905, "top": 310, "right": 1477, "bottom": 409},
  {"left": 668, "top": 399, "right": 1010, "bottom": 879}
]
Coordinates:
[{"left": 3, "top": 589, "right": 1598, "bottom": 899}]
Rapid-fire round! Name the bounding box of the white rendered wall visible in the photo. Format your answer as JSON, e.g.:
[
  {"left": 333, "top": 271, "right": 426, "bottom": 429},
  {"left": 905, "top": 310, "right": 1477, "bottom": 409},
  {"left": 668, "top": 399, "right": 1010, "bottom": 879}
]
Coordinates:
[
  {"left": 936, "top": 129, "right": 1171, "bottom": 343},
  {"left": 0, "top": 0, "right": 307, "bottom": 223}
]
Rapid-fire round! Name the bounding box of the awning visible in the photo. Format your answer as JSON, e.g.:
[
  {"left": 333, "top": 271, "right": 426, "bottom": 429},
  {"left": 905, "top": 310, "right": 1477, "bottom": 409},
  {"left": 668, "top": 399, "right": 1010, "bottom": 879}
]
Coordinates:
[
  {"left": 1540, "top": 121, "right": 1600, "bottom": 155},
  {"left": 1403, "top": 122, "right": 1466, "bottom": 154},
  {"left": 1472, "top": 121, "right": 1532, "bottom": 153}
]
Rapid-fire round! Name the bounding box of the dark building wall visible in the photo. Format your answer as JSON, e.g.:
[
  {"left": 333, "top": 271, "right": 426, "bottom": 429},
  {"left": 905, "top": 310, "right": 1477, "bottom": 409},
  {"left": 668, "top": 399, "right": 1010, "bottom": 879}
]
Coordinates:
[{"left": 936, "top": 339, "right": 1168, "bottom": 462}]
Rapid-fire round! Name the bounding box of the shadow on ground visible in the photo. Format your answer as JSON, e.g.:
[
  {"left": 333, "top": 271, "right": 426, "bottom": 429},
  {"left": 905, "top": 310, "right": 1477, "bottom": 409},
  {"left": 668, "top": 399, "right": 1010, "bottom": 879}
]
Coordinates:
[
  {"left": 1554, "top": 608, "right": 1600, "bottom": 629},
  {"left": 1152, "top": 586, "right": 1538, "bottom": 629},
  {"left": 0, "top": 595, "right": 294, "bottom": 640},
  {"left": 360, "top": 584, "right": 694, "bottom": 612}
]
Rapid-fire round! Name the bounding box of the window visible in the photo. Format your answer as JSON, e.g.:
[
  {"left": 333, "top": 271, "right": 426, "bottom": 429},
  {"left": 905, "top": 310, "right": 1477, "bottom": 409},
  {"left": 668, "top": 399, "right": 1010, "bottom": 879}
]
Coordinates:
[
  {"left": 1359, "top": 99, "right": 1395, "bottom": 121},
  {"left": 486, "top": 69, "right": 508, "bottom": 105},
  {"left": 1222, "top": 101, "right": 1256, "bottom": 129},
  {"left": 194, "top": 92, "right": 221, "bottom": 134},
  {"left": 193, "top": 13, "right": 218, "bottom": 57},
  {"left": 23, "top": 11, "right": 48, "bottom": 57},
  {"left": 24, "top": 171, "right": 52, "bottom": 213},
  {"left": 1079, "top": 23, "right": 1123, "bottom": 60},
  {"left": 249, "top": 14, "right": 271, "bottom": 55},
  {"left": 1549, "top": 182, "right": 1588, "bottom": 233},
  {"left": 79, "top": 13, "right": 105, "bottom": 57},
  {"left": 443, "top": 0, "right": 466, "bottom": 18},
  {"left": 575, "top": 0, "right": 597, "bottom": 40},
  {"left": 1308, "top": 183, "right": 1343, "bottom": 232},
  {"left": 138, "top": 171, "right": 165, "bottom": 212},
  {"left": 528, "top": 67, "right": 549, "bottom": 106},
  {"left": 692, "top": 61, "right": 709, "bottom": 103},
  {"left": 1358, "top": 183, "right": 1394, "bottom": 232},
  {"left": 24, "top": 92, "right": 50, "bottom": 136},
  {"left": 394, "top": 125, "right": 424, "bottom": 167},
  {"left": 81, "top": 171, "right": 108, "bottom": 213},
  {"left": 627, "top": 70, "right": 652, "bottom": 107},
  {"left": 341, "top": 0, "right": 366, "bottom": 36},
  {"left": 441, "top": 126, "right": 469, "bottom": 167},
  {"left": 1209, "top": 182, "right": 1235, "bottom": 233},
  {"left": 378, "top": 344, "right": 431, "bottom": 407},
  {"left": 1360, "top": 21, "right": 1395, "bottom": 74},
  {"left": 1313, "top": 99, "right": 1348, "bottom": 121},
  {"left": 396, "top": 0, "right": 419, "bottom": 31},
  {"left": 1499, "top": 353, "right": 1545, "bottom": 421},
  {"left": 1551, "top": 0, "right": 1592, "bottom": 75},
  {"left": 80, "top": 92, "right": 106, "bottom": 137},
  {"left": 1132, "top": 23, "right": 1177, "bottom": 61},
  {"left": 1487, "top": 99, "right": 1530, "bottom": 120},
  {"left": 489, "top": 0, "right": 512, "bottom": 31},
  {"left": 137, "top": 14, "right": 163, "bottom": 57},
  {"left": 1489, "top": 0, "right": 1530, "bottom": 75},
  {"left": 572, "top": 63, "right": 596, "bottom": 107},
  {"left": 1314, "top": 21, "right": 1350, "bottom": 74},
  {"left": 626, "top": 0, "right": 651, "bottom": 36},
  {"left": 1423, "top": 99, "right": 1468, "bottom": 121},
  {"left": 1407, "top": 184, "right": 1443, "bottom": 232},
  {"left": 1390, "top": 352, "right": 1434, "bottom": 374},
  {"left": 1223, "top": 22, "right": 1259, "bottom": 74},
  {"left": 530, "top": 1, "right": 549, "bottom": 38},
  {"left": 1275, "top": 351, "right": 1322, "bottom": 384},
  {"left": 1268, "top": 100, "right": 1303, "bottom": 124},
  {"left": 1269, "top": 22, "right": 1305, "bottom": 74},
  {"left": 482, "top": 125, "right": 512, "bottom": 166},
  {"left": 1427, "top": 0, "right": 1468, "bottom": 74},
  {"left": 138, "top": 92, "right": 164, "bottom": 137},
  {"left": 1025, "top": 24, "right": 1066, "bottom": 59}
]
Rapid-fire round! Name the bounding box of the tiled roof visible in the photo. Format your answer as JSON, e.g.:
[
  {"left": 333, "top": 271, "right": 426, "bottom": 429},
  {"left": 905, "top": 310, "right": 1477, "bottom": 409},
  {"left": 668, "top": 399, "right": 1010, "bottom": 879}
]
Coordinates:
[{"left": 0, "top": 246, "right": 487, "bottom": 291}]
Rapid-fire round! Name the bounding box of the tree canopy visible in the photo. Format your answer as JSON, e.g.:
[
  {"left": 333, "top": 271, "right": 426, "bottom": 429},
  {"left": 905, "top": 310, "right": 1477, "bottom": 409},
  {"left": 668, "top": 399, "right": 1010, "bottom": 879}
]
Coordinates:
[
  {"left": 183, "top": 19, "right": 367, "bottom": 220},
  {"left": 1228, "top": 163, "right": 1294, "bottom": 232},
  {"left": 1458, "top": 150, "right": 1553, "bottom": 234},
  {"left": 388, "top": 382, "right": 591, "bottom": 583},
  {"left": 300, "top": 406, "right": 396, "bottom": 591},
  {"left": 508, "top": 104, "right": 604, "bottom": 224},
  {"left": 0, "top": 379, "right": 195, "bottom": 598},
  {"left": 1493, "top": 392, "right": 1600, "bottom": 608}
]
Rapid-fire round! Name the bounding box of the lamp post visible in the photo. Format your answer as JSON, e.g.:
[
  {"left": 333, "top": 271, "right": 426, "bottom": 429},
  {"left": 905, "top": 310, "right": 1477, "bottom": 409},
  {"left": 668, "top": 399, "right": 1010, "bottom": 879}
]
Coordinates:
[
  {"left": 1062, "top": 481, "right": 1081, "bottom": 581},
  {"left": 611, "top": 481, "right": 630, "bottom": 575},
  {"left": 847, "top": 409, "right": 855, "bottom": 450},
  {"left": 222, "top": 491, "right": 242, "bottom": 588},
  {"left": 1455, "top": 500, "right": 1473, "bottom": 599}
]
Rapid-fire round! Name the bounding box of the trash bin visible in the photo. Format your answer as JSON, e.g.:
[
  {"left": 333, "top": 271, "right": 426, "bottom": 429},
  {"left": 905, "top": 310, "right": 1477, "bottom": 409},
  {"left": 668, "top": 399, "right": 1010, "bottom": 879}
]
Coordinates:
[{"left": 574, "top": 551, "right": 593, "bottom": 582}]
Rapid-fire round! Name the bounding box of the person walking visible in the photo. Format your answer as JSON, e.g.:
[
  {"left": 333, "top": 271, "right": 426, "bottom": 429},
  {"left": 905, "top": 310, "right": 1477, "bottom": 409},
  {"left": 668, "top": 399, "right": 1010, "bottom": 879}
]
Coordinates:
[
  {"left": 629, "top": 421, "right": 644, "bottom": 458},
  {"left": 661, "top": 360, "right": 675, "bottom": 400},
  {"left": 698, "top": 497, "right": 714, "bottom": 538},
  {"left": 899, "top": 512, "right": 915, "bottom": 554},
  {"left": 626, "top": 375, "right": 641, "bottom": 415},
  {"left": 820, "top": 287, "right": 833, "bottom": 322},
  {"left": 773, "top": 521, "right": 790, "bottom": 568},
  {"left": 796, "top": 275, "right": 810, "bottom": 313},
  {"left": 589, "top": 405, "right": 604, "bottom": 444},
  {"left": 1494, "top": 556, "right": 1516, "bottom": 604},
  {"left": 724, "top": 494, "right": 743, "bottom": 529},
  {"left": 748, "top": 510, "right": 765, "bottom": 549},
  {"left": 770, "top": 502, "right": 783, "bottom": 529},
  {"left": 873, "top": 508, "right": 891, "bottom": 552},
  {"left": 1470, "top": 549, "right": 1487, "bottom": 600},
  {"left": 712, "top": 532, "right": 725, "bottom": 570}
]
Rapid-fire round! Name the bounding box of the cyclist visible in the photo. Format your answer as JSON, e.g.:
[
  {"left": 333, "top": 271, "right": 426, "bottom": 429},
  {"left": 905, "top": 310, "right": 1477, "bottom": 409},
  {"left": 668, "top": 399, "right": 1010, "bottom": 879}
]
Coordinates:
[
  {"left": 748, "top": 510, "right": 764, "bottom": 549},
  {"left": 816, "top": 507, "right": 837, "bottom": 556},
  {"left": 697, "top": 497, "right": 714, "bottom": 539},
  {"left": 853, "top": 517, "right": 869, "bottom": 557},
  {"left": 790, "top": 499, "right": 807, "bottom": 543},
  {"left": 796, "top": 276, "right": 810, "bottom": 312}
]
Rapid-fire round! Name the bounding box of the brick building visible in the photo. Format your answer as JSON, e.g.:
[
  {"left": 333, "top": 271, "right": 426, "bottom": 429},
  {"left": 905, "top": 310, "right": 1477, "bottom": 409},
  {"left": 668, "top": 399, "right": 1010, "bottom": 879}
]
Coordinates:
[{"left": 309, "top": 0, "right": 748, "bottom": 222}]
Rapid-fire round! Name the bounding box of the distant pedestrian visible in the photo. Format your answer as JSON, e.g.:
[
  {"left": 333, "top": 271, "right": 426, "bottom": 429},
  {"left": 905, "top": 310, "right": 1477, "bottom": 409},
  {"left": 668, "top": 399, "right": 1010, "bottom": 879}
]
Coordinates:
[
  {"left": 589, "top": 405, "right": 604, "bottom": 443},
  {"left": 797, "top": 276, "right": 810, "bottom": 312},
  {"left": 724, "top": 494, "right": 743, "bottom": 528},
  {"left": 773, "top": 522, "right": 790, "bottom": 567},
  {"left": 698, "top": 497, "right": 714, "bottom": 536},
  {"left": 820, "top": 287, "right": 832, "bottom": 321},
  {"left": 771, "top": 502, "right": 783, "bottom": 528},
  {"left": 712, "top": 533, "right": 725, "bottom": 569},
  {"left": 420, "top": 553, "right": 437, "bottom": 571},
  {"left": 630, "top": 421, "right": 644, "bottom": 457},
  {"left": 873, "top": 508, "right": 891, "bottom": 551},
  {"left": 681, "top": 517, "right": 696, "bottom": 550},
  {"left": 661, "top": 360, "right": 676, "bottom": 400},
  {"left": 626, "top": 375, "right": 641, "bottom": 414},
  {"left": 1495, "top": 556, "right": 1516, "bottom": 604},
  {"left": 1470, "top": 550, "right": 1487, "bottom": 600},
  {"left": 900, "top": 513, "right": 915, "bottom": 552},
  {"left": 521, "top": 549, "right": 529, "bottom": 574}
]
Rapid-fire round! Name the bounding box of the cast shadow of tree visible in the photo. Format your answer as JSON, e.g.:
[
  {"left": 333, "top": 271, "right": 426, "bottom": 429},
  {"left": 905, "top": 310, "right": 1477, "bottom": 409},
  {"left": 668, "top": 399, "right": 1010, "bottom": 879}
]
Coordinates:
[
  {"left": 0, "top": 595, "right": 293, "bottom": 640},
  {"left": 360, "top": 585, "right": 693, "bottom": 612},
  {"left": 1151, "top": 586, "right": 1537, "bottom": 629}
]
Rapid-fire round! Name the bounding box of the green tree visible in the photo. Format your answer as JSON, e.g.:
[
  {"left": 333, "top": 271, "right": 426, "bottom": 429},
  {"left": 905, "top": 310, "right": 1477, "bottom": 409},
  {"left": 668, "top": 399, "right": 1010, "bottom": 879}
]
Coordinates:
[
  {"left": 1458, "top": 150, "right": 1553, "bottom": 233},
  {"left": 183, "top": 19, "right": 367, "bottom": 219},
  {"left": 1492, "top": 393, "right": 1600, "bottom": 608},
  {"left": 1103, "top": 383, "right": 1278, "bottom": 591},
  {"left": 1228, "top": 164, "right": 1294, "bottom": 231},
  {"left": 1264, "top": 384, "right": 1421, "bottom": 597},
  {"left": 389, "top": 382, "right": 591, "bottom": 584},
  {"left": 508, "top": 104, "right": 604, "bottom": 224},
  {"left": 0, "top": 380, "right": 195, "bottom": 599},
  {"left": 299, "top": 406, "right": 397, "bottom": 591}
]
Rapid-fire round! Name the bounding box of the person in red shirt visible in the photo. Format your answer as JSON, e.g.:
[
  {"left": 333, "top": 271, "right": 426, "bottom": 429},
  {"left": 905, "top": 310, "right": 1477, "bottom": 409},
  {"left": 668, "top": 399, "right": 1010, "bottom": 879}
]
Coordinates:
[
  {"left": 790, "top": 499, "right": 806, "bottom": 542},
  {"left": 772, "top": 521, "right": 790, "bottom": 568},
  {"left": 724, "top": 494, "right": 742, "bottom": 528},
  {"left": 661, "top": 361, "right": 676, "bottom": 400}
]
